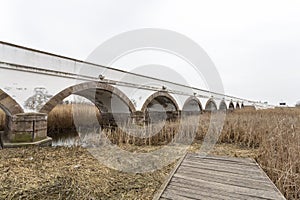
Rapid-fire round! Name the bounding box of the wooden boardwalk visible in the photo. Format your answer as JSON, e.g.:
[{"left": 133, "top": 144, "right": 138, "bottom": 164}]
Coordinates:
[{"left": 154, "top": 154, "right": 286, "bottom": 200}]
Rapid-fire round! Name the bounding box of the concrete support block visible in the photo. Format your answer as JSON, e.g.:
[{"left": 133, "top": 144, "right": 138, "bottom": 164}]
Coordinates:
[{"left": 8, "top": 113, "right": 49, "bottom": 143}]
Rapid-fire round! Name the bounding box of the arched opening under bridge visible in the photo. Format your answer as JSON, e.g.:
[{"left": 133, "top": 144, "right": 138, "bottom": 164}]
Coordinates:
[
  {"left": 182, "top": 96, "right": 203, "bottom": 117},
  {"left": 241, "top": 103, "right": 245, "bottom": 108},
  {"left": 205, "top": 99, "right": 217, "bottom": 112},
  {"left": 0, "top": 89, "right": 24, "bottom": 145},
  {"left": 40, "top": 82, "right": 136, "bottom": 142},
  {"left": 229, "top": 102, "right": 235, "bottom": 111},
  {"left": 219, "top": 100, "right": 227, "bottom": 111},
  {"left": 141, "top": 91, "right": 179, "bottom": 123}
]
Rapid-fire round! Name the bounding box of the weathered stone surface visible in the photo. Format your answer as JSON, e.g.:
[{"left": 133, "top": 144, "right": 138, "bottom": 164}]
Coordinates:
[
  {"left": 204, "top": 98, "right": 218, "bottom": 111},
  {"left": 131, "top": 111, "right": 145, "bottom": 124},
  {"left": 141, "top": 91, "right": 179, "bottom": 112},
  {"left": 183, "top": 96, "right": 203, "bottom": 112},
  {"left": 39, "top": 81, "right": 136, "bottom": 114},
  {"left": 0, "top": 89, "right": 24, "bottom": 116},
  {"left": 8, "top": 113, "right": 48, "bottom": 143}
]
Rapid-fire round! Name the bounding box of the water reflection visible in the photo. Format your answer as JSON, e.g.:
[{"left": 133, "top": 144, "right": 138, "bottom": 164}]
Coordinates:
[
  {"left": 50, "top": 127, "right": 104, "bottom": 147},
  {"left": 51, "top": 134, "right": 81, "bottom": 147}
]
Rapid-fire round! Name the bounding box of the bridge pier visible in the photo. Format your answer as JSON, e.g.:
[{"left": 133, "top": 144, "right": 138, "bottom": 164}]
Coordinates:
[
  {"left": 132, "top": 111, "right": 180, "bottom": 124},
  {"left": 2, "top": 113, "right": 52, "bottom": 148},
  {"left": 99, "top": 112, "right": 132, "bottom": 128},
  {"left": 131, "top": 111, "right": 145, "bottom": 125}
]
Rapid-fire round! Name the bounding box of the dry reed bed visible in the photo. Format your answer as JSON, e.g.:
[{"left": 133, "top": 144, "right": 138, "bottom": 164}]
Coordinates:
[
  {"left": 47, "top": 104, "right": 101, "bottom": 133},
  {"left": 0, "top": 143, "right": 258, "bottom": 199},
  {"left": 46, "top": 106, "right": 300, "bottom": 199},
  {"left": 0, "top": 146, "right": 175, "bottom": 199},
  {"left": 0, "top": 105, "right": 299, "bottom": 199},
  {"left": 218, "top": 109, "right": 300, "bottom": 200}
]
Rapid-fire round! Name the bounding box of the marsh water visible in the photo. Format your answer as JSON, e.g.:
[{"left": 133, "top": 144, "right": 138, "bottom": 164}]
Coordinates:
[{"left": 49, "top": 126, "right": 104, "bottom": 147}]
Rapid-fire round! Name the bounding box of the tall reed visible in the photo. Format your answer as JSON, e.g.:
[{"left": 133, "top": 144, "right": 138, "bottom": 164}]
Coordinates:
[
  {"left": 217, "top": 109, "right": 300, "bottom": 199},
  {"left": 47, "top": 104, "right": 101, "bottom": 138}
]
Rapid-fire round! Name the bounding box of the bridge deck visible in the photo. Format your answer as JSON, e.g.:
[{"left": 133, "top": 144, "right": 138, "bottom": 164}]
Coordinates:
[{"left": 155, "top": 153, "right": 286, "bottom": 200}]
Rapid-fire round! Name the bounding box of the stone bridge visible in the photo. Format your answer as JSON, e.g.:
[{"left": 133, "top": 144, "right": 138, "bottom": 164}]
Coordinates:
[{"left": 0, "top": 41, "right": 271, "bottom": 147}]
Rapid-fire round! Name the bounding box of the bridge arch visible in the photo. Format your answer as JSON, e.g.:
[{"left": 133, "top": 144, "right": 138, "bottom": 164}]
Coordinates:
[
  {"left": 236, "top": 102, "right": 241, "bottom": 109},
  {"left": 229, "top": 101, "right": 235, "bottom": 110},
  {"left": 205, "top": 98, "right": 217, "bottom": 111},
  {"left": 39, "top": 81, "right": 136, "bottom": 114},
  {"left": 219, "top": 100, "right": 227, "bottom": 111},
  {"left": 141, "top": 91, "right": 179, "bottom": 123},
  {"left": 141, "top": 91, "right": 179, "bottom": 112},
  {"left": 182, "top": 96, "right": 203, "bottom": 113},
  {"left": 0, "top": 89, "right": 24, "bottom": 116}
]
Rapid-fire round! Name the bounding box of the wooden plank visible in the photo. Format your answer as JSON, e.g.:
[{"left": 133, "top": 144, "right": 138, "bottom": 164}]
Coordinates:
[
  {"left": 170, "top": 176, "right": 267, "bottom": 200},
  {"left": 254, "top": 160, "right": 287, "bottom": 200},
  {"left": 181, "top": 160, "right": 262, "bottom": 176},
  {"left": 180, "top": 162, "right": 268, "bottom": 180},
  {"left": 167, "top": 183, "right": 242, "bottom": 200},
  {"left": 187, "top": 154, "right": 254, "bottom": 164},
  {"left": 157, "top": 153, "right": 286, "bottom": 200},
  {"left": 162, "top": 189, "right": 197, "bottom": 200},
  {"left": 152, "top": 153, "right": 187, "bottom": 200},
  {"left": 182, "top": 158, "right": 260, "bottom": 172},
  {"left": 178, "top": 165, "right": 270, "bottom": 184},
  {"left": 186, "top": 155, "right": 258, "bottom": 167},
  {"left": 175, "top": 168, "right": 274, "bottom": 191},
  {"left": 173, "top": 173, "right": 282, "bottom": 199},
  {"left": 162, "top": 188, "right": 214, "bottom": 200}
]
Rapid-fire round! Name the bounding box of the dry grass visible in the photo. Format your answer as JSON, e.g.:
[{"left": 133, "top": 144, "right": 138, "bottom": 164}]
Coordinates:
[
  {"left": 0, "top": 146, "right": 175, "bottom": 200},
  {"left": 0, "top": 105, "right": 299, "bottom": 199},
  {"left": 47, "top": 104, "right": 101, "bottom": 132},
  {"left": 217, "top": 109, "right": 300, "bottom": 199},
  {"left": 0, "top": 143, "right": 257, "bottom": 200}
]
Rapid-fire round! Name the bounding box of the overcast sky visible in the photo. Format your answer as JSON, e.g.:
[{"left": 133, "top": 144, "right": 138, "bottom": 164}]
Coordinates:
[{"left": 1, "top": 0, "right": 300, "bottom": 106}]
